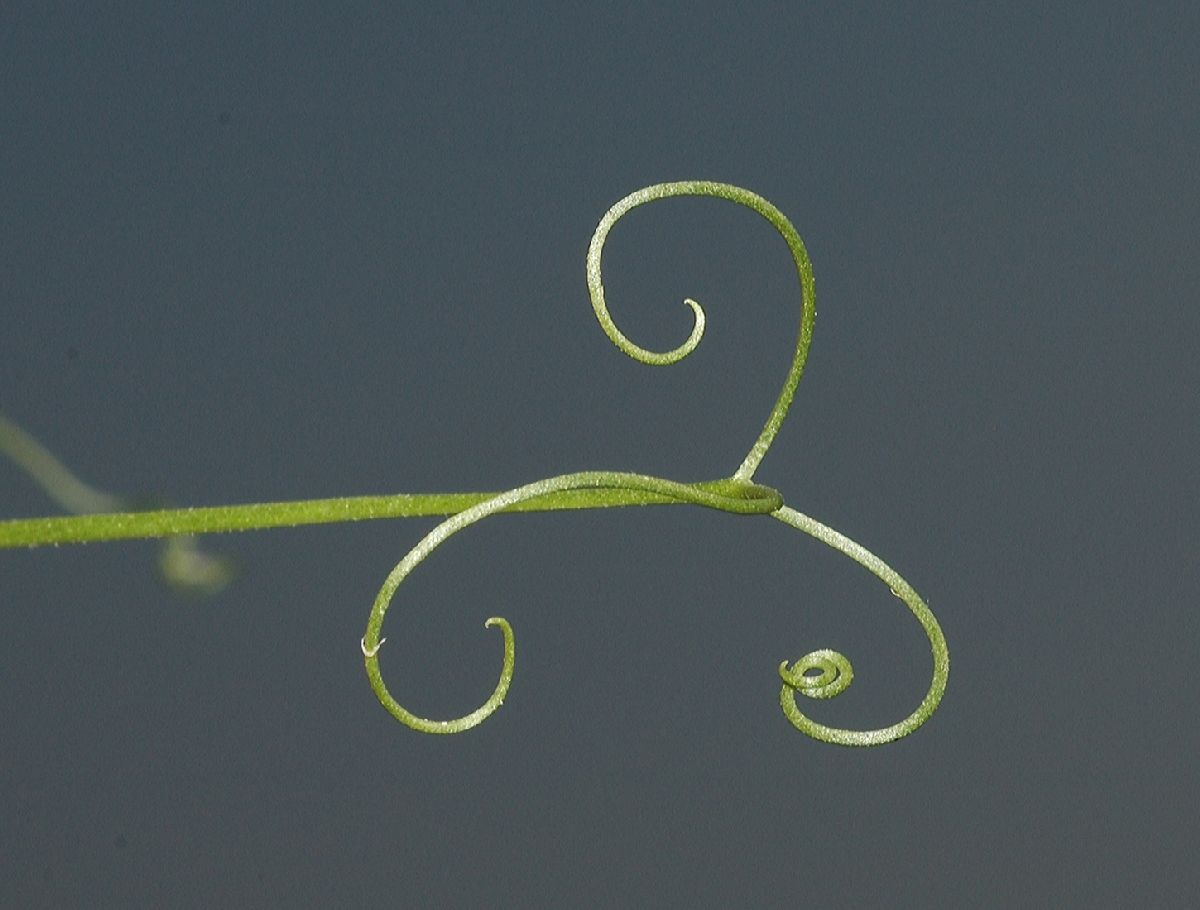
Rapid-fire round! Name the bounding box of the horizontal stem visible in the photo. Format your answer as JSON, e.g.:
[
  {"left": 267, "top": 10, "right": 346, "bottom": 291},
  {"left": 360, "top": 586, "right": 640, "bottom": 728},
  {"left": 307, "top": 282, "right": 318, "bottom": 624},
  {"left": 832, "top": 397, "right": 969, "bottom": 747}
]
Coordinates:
[{"left": 0, "top": 477, "right": 779, "bottom": 548}]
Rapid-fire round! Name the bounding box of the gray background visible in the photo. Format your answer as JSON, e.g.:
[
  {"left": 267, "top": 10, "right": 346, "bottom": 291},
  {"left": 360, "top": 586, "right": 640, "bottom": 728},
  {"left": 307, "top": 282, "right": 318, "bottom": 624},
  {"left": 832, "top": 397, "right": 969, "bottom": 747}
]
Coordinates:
[{"left": 2, "top": 3, "right": 1196, "bottom": 906}]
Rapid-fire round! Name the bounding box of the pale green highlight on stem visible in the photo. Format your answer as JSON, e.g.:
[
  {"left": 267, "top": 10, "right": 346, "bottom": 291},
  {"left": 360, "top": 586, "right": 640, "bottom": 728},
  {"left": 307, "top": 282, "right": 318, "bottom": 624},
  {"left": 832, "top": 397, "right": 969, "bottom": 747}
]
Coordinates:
[{"left": 1, "top": 181, "right": 948, "bottom": 747}]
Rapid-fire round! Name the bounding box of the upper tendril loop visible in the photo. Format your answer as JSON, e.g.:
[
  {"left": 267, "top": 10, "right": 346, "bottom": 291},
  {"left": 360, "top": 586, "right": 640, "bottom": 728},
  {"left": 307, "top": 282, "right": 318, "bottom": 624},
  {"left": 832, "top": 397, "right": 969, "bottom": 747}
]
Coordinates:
[{"left": 586, "top": 181, "right": 817, "bottom": 481}]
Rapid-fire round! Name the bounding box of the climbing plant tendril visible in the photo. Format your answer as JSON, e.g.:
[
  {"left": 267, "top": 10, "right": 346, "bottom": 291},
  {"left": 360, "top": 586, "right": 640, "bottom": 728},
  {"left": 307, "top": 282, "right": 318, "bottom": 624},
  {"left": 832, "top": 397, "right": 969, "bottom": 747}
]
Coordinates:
[{"left": 1, "top": 181, "right": 948, "bottom": 746}]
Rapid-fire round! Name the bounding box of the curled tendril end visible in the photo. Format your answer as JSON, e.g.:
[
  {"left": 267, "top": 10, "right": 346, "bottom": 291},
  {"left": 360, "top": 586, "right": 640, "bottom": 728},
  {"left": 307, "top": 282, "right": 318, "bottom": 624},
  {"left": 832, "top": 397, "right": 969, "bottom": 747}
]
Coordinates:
[
  {"left": 363, "top": 615, "right": 515, "bottom": 735},
  {"left": 778, "top": 649, "right": 854, "bottom": 700}
]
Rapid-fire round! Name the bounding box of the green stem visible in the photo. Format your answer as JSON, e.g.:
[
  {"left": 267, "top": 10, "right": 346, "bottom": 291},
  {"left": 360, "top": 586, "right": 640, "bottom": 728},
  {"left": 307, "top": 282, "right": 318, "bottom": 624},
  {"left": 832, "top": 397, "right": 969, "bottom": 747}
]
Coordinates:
[{"left": 0, "top": 478, "right": 781, "bottom": 547}]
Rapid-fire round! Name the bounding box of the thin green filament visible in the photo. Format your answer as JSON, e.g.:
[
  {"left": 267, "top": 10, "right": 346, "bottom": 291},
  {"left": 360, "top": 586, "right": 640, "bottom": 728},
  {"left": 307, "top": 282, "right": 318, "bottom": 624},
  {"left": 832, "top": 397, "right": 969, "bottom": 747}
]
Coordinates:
[
  {"left": 1, "top": 182, "right": 948, "bottom": 747},
  {"left": 587, "top": 182, "right": 816, "bottom": 481}
]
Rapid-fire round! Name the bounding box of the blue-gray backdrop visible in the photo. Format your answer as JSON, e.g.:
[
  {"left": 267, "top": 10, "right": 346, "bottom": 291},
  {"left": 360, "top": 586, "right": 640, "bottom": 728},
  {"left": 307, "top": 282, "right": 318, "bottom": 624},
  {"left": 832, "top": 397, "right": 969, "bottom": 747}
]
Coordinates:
[{"left": 2, "top": 3, "right": 1196, "bottom": 906}]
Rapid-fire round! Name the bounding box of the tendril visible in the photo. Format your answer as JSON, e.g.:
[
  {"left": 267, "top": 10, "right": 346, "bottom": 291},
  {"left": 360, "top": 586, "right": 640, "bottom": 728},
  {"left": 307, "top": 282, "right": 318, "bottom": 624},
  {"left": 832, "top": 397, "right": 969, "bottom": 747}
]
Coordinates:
[
  {"left": 587, "top": 181, "right": 816, "bottom": 480},
  {"left": 362, "top": 473, "right": 782, "bottom": 732},
  {"left": 365, "top": 182, "right": 947, "bottom": 746},
  {"left": 3, "top": 181, "right": 949, "bottom": 748},
  {"left": 773, "top": 507, "right": 949, "bottom": 746}
]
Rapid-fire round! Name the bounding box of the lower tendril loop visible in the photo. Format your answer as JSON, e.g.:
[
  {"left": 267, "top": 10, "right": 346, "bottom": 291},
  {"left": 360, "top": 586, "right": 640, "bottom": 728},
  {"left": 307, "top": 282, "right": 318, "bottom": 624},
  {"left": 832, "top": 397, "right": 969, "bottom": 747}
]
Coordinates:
[{"left": 771, "top": 506, "right": 950, "bottom": 747}]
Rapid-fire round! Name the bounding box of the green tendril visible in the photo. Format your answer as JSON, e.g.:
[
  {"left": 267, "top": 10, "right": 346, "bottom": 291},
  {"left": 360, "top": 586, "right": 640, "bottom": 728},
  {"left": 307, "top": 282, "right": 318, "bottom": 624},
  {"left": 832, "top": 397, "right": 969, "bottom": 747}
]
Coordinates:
[
  {"left": 772, "top": 506, "right": 949, "bottom": 746},
  {"left": 1, "top": 181, "right": 948, "bottom": 747},
  {"left": 587, "top": 182, "right": 815, "bottom": 480},
  {"left": 361, "top": 472, "right": 781, "bottom": 732}
]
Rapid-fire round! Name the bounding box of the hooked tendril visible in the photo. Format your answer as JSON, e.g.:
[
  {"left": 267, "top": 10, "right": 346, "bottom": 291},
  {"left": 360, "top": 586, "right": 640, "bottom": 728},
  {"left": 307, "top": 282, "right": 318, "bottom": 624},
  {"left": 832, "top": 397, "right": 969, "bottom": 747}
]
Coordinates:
[
  {"left": 1, "top": 181, "right": 948, "bottom": 748},
  {"left": 587, "top": 182, "right": 816, "bottom": 480},
  {"left": 362, "top": 472, "right": 782, "bottom": 732},
  {"left": 772, "top": 506, "right": 949, "bottom": 746}
]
